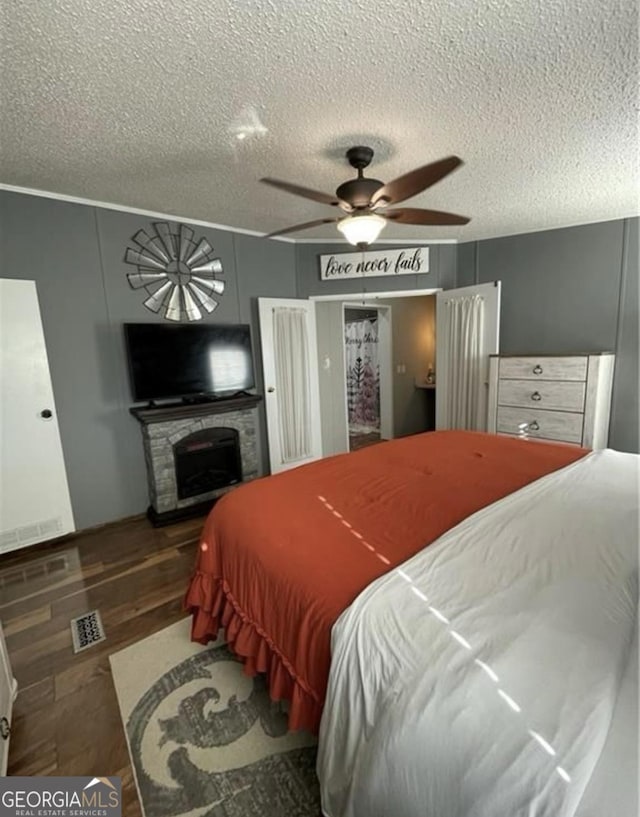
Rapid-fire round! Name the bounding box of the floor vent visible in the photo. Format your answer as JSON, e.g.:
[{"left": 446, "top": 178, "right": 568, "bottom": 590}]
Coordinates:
[{"left": 70, "top": 610, "right": 106, "bottom": 653}]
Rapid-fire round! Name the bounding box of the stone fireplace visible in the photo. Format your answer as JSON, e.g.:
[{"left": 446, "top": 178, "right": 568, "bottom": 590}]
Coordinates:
[{"left": 130, "top": 395, "right": 262, "bottom": 525}]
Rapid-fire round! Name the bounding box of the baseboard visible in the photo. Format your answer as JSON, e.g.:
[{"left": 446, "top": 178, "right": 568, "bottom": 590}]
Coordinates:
[{"left": 146, "top": 501, "right": 216, "bottom": 528}]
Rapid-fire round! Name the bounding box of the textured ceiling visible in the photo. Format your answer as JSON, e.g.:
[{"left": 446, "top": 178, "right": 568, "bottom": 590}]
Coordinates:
[{"left": 1, "top": 0, "right": 637, "bottom": 242}]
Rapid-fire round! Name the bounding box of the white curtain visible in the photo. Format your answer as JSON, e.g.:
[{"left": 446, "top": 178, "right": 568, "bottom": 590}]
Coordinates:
[
  {"left": 345, "top": 318, "right": 380, "bottom": 432},
  {"left": 443, "top": 294, "right": 485, "bottom": 430},
  {"left": 273, "top": 306, "right": 312, "bottom": 463}
]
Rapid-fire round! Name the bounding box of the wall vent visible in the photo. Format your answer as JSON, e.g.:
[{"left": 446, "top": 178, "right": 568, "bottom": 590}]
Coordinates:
[
  {"left": 0, "top": 530, "right": 19, "bottom": 550},
  {"left": 0, "top": 516, "right": 64, "bottom": 554}
]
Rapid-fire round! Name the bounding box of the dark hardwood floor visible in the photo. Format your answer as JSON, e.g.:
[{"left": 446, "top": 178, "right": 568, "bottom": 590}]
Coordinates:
[{"left": 0, "top": 514, "right": 202, "bottom": 815}]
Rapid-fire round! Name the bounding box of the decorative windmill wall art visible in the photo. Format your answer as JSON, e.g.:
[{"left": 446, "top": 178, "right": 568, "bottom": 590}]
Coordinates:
[{"left": 124, "top": 222, "right": 225, "bottom": 322}]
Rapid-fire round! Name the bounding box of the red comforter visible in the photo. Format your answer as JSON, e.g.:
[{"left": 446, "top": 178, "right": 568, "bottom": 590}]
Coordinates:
[{"left": 185, "top": 430, "right": 585, "bottom": 732}]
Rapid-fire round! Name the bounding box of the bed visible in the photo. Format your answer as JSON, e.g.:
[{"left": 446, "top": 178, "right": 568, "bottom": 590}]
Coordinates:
[
  {"left": 318, "top": 447, "right": 638, "bottom": 817},
  {"left": 185, "top": 430, "right": 586, "bottom": 733}
]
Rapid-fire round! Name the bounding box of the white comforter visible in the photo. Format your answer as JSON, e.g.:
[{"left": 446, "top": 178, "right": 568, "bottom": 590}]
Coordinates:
[{"left": 318, "top": 449, "right": 638, "bottom": 817}]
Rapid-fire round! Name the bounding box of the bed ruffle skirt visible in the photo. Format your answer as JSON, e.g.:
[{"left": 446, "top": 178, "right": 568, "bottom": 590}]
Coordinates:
[{"left": 185, "top": 567, "right": 324, "bottom": 734}]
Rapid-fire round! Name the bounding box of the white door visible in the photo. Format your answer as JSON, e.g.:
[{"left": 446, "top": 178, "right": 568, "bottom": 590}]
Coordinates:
[
  {"left": 0, "top": 622, "right": 17, "bottom": 775},
  {"left": 0, "top": 279, "right": 75, "bottom": 553},
  {"left": 258, "top": 298, "right": 322, "bottom": 473},
  {"left": 435, "top": 281, "right": 501, "bottom": 431}
]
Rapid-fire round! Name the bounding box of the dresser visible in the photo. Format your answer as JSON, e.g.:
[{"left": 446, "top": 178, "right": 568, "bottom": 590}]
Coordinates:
[{"left": 488, "top": 354, "right": 615, "bottom": 448}]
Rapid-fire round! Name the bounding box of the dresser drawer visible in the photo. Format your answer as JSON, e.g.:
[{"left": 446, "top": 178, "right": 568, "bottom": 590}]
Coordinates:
[
  {"left": 496, "top": 406, "right": 584, "bottom": 443},
  {"left": 499, "top": 356, "right": 588, "bottom": 381},
  {"left": 498, "top": 379, "right": 586, "bottom": 412}
]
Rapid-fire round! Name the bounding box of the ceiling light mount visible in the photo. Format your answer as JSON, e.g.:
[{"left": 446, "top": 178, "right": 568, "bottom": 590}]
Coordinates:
[{"left": 345, "top": 145, "right": 374, "bottom": 173}]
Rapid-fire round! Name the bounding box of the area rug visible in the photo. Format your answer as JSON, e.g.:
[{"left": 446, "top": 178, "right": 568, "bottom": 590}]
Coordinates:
[{"left": 110, "top": 618, "right": 320, "bottom": 817}]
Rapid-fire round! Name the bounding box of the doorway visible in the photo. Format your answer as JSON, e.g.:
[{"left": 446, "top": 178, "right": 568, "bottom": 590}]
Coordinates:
[
  {"left": 343, "top": 304, "right": 393, "bottom": 451},
  {"left": 314, "top": 290, "right": 439, "bottom": 458},
  {"left": 268, "top": 283, "right": 501, "bottom": 469}
]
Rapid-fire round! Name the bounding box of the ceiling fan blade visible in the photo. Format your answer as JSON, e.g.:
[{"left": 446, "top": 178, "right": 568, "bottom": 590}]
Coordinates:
[
  {"left": 371, "top": 156, "right": 463, "bottom": 207},
  {"left": 384, "top": 207, "right": 470, "bottom": 226},
  {"left": 261, "top": 177, "right": 350, "bottom": 210},
  {"left": 265, "top": 217, "right": 340, "bottom": 238}
]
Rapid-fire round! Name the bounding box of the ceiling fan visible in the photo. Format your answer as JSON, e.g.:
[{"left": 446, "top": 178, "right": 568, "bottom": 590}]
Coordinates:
[{"left": 261, "top": 146, "right": 470, "bottom": 247}]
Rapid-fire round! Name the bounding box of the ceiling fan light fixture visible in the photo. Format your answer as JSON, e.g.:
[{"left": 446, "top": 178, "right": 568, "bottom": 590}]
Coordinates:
[{"left": 337, "top": 213, "right": 387, "bottom": 247}]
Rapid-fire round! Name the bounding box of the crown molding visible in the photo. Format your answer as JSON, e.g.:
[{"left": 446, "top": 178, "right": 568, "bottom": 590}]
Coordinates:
[
  {"left": 292, "top": 237, "right": 458, "bottom": 245},
  {"left": 0, "top": 183, "right": 459, "bottom": 245},
  {"left": 0, "top": 183, "right": 294, "bottom": 241}
]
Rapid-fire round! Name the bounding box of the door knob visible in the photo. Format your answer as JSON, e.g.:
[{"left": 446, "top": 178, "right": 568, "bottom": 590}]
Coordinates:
[
  {"left": 40, "top": 409, "right": 53, "bottom": 419},
  {"left": 267, "top": 387, "right": 275, "bottom": 393}
]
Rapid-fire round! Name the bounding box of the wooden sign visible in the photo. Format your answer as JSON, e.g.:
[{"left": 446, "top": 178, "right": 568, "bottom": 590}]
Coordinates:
[{"left": 320, "top": 247, "right": 430, "bottom": 281}]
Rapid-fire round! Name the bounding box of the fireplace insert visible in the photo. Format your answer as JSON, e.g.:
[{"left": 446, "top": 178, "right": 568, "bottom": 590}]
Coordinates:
[{"left": 174, "top": 428, "right": 242, "bottom": 500}]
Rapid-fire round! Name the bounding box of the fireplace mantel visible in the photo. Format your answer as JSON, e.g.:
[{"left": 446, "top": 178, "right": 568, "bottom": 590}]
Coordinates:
[{"left": 130, "top": 394, "right": 262, "bottom": 425}]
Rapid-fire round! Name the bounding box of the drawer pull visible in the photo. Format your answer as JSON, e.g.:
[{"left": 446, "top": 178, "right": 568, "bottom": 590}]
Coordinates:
[
  {"left": 517, "top": 421, "right": 541, "bottom": 437},
  {"left": 533, "top": 365, "right": 543, "bottom": 375},
  {"left": 531, "top": 391, "right": 542, "bottom": 401},
  {"left": 0, "top": 717, "right": 10, "bottom": 740}
]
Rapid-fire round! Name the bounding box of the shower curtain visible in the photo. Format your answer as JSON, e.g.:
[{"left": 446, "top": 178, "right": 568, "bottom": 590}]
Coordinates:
[{"left": 345, "top": 317, "right": 380, "bottom": 433}]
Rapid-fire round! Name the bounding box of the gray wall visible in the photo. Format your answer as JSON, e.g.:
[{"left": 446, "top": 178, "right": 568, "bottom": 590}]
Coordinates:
[
  {"left": 609, "top": 218, "right": 639, "bottom": 453},
  {"left": 391, "top": 295, "right": 435, "bottom": 437},
  {"left": 0, "top": 191, "right": 296, "bottom": 529},
  {"left": 315, "top": 300, "right": 348, "bottom": 457},
  {"left": 457, "top": 218, "right": 639, "bottom": 452},
  {"left": 2, "top": 188, "right": 636, "bottom": 532},
  {"left": 296, "top": 218, "right": 639, "bottom": 452}
]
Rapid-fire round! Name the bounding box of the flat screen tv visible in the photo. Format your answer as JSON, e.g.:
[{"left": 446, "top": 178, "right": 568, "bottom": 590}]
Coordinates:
[{"left": 124, "top": 322, "right": 255, "bottom": 402}]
